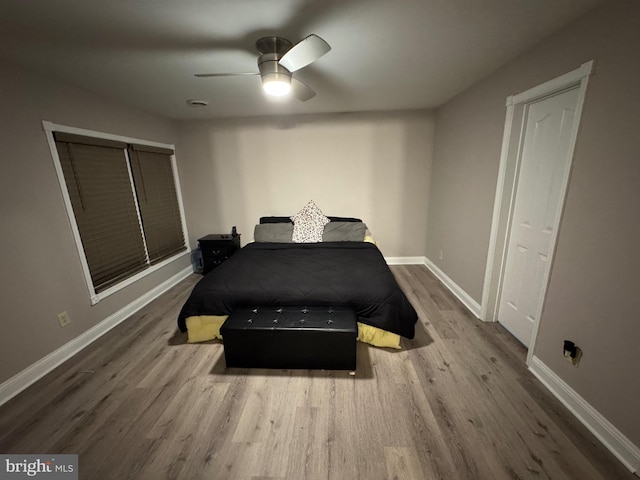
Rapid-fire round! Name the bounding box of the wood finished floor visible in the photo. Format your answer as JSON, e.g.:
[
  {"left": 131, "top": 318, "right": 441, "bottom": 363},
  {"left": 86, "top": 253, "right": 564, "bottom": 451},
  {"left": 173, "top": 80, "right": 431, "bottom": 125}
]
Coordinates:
[{"left": 0, "top": 265, "right": 634, "bottom": 480}]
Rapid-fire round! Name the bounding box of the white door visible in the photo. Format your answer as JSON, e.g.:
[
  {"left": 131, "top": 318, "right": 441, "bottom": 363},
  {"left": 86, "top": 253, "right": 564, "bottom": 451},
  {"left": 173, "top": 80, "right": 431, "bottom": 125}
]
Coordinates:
[{"left": 498, "top": 87, "right": 580, "bottom": 347}]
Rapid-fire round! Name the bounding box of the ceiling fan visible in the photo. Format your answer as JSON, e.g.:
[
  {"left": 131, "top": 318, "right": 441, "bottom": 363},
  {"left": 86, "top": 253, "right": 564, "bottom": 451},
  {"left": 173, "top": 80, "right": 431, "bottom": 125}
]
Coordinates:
[{"left": 195, "top": 34, "right": 331, "bottom": 101}]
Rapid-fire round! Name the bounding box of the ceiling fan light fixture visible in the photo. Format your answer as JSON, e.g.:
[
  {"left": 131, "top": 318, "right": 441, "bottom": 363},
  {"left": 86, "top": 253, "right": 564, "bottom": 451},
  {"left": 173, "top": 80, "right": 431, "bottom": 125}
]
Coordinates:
[
  {"left": 259, "top": 58, "right": 292, "bottom": 97},
  {"left": 262, "top": 74, "right": 292, "bottom": 97}
]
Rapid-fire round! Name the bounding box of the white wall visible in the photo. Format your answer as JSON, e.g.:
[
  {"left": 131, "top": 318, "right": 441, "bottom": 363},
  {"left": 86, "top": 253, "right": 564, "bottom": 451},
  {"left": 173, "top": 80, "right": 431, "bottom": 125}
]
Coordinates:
[{"left": 176, "top": 111, "right": 435, "bottom": 258}]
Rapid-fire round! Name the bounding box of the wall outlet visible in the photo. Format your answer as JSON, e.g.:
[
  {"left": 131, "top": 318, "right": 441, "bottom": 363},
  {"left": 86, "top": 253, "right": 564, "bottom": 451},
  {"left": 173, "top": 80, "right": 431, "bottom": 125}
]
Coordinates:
[
  {"left": 438, "top": 249, "right": 444, "bottom": 261},
  {"left": 563, "top": 340, "right": 582, "bottom": 367},
  {"left": 57, "top": 311, "right": 71, "bottom": 328}
]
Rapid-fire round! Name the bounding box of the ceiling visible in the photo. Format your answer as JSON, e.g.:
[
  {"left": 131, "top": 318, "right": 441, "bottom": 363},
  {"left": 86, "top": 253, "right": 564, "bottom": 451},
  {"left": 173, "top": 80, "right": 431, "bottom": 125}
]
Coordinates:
[{"left": 0, "top": 0, "right": 604, "bottom": 120}]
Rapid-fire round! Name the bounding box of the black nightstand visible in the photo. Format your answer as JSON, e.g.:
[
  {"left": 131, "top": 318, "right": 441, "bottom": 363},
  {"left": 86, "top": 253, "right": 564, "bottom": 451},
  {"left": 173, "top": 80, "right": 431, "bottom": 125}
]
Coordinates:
[{"left": 198, "top": 233, "right": 241, "bottom": 274}]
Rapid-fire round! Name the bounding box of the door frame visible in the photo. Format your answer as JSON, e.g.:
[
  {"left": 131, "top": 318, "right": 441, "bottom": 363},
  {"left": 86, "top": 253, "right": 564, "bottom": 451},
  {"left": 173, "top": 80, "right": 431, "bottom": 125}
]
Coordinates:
[{"left": 480, "top": 61, "right": 593, "bottom": 363}]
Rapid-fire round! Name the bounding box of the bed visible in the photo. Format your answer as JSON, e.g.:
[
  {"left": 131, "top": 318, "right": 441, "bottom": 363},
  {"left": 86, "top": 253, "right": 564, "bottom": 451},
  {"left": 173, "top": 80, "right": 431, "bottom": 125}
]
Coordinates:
[{"left": 177, "top": 205, "right": 418, "bottom": 349}]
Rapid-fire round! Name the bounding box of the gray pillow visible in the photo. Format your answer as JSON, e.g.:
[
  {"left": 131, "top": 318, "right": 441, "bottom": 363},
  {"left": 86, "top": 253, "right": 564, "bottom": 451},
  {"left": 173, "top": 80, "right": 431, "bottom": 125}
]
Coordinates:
[
  {"left": 322, "top": 222, "right": 367, "bottom": 242},
  {"left": 253, "top": 223, "right": 294, "bottom": 243}
]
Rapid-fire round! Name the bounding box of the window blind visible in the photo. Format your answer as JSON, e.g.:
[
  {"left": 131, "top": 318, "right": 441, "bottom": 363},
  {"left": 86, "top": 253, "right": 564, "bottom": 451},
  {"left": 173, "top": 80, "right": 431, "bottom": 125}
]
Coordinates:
[
  {"left": 128, "top": 145, "right": 186, "bottom": 264},
  {"left": 55, "top": 138, "right": 148, "bottom": 291},
  {"left": 54, "top": 133, "right": 185, "bottom": 294}
]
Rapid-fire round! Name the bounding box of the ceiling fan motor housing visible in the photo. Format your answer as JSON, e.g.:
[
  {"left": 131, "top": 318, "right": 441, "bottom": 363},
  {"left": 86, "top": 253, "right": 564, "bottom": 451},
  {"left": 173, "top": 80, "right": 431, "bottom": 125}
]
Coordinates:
[
  {"left": 258, "top": 53, "right": 292, "bottom": 81},
  {"left": 255, "top": 37, "right": 293, "bottom": 56},
  {"left": 256, "top": 37, "right": 293, "bottom": 85}
]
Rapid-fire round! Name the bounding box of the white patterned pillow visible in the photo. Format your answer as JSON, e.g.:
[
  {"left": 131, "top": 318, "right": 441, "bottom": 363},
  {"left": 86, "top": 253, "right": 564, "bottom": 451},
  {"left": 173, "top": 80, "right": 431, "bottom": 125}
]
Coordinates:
[{"left": 290, "top": 200, "right": 330, "bottom": 243}]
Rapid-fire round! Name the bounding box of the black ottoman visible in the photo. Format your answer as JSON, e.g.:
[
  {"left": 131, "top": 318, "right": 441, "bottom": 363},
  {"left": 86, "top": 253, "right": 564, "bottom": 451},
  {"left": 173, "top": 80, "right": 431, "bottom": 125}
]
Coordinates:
[{"left": 220, "top": 306, "right": 357, "bottom": 370}]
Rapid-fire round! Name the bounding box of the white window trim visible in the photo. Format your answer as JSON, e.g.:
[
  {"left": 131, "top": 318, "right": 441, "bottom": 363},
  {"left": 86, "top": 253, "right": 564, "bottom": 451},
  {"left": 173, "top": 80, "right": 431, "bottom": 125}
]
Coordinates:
[{"left": 43, "top": 120, "right": 190, "bottom": 305}]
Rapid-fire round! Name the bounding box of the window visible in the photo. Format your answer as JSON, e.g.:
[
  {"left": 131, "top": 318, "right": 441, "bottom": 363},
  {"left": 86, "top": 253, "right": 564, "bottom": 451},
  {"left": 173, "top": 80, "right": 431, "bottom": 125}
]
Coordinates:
[{"left": 45, "top": 122, "right": 187, "bottom": 304}]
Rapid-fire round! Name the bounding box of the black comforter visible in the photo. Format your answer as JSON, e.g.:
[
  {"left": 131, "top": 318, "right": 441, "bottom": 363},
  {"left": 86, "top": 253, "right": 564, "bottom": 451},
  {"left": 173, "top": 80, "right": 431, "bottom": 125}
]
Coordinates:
[{"left": 178, "top": 242, "right": 418, "bottom": 338}]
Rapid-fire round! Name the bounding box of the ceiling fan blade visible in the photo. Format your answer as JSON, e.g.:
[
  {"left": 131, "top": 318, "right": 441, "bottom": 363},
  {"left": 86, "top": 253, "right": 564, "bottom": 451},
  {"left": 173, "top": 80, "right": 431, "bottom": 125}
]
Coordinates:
[
  {"left": 278, "top": 34, "right": 331, "bottom": 72},
  {"left": 291, "top": 77, "right": 316, "bottom": 101},
  {"left": 194, "top": 72, "right": 258, "bottom": 77}
]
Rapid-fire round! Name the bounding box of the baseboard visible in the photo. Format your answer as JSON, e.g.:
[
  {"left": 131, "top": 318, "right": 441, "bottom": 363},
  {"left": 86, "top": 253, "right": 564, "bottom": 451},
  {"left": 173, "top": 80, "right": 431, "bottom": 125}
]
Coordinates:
[
  {"left": 423, "top": 257, "right": 481, "bottom": 318},
  {"left": 384, "top": 256, "right": 427, "bottom": 265},
  {"left": 0, "top": 266, "right": 193, "bottom": 407},
  {"left": 529, "top": 355, "right": 640, "bottom": 474}
]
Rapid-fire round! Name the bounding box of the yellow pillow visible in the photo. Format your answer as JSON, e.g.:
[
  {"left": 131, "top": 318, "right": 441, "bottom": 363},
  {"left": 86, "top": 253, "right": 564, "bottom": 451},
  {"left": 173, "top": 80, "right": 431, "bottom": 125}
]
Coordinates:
[
  {"left": 357, "top": 322, "right": 401, "bottom": 349},
  {"left": 185, "top": 315, "right": 227, "bottom": 343}
]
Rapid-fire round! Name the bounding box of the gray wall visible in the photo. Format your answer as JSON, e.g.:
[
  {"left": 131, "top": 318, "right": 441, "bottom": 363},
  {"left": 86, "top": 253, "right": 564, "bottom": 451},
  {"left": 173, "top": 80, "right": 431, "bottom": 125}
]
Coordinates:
[
  {"left": 176, "top": 111, "right": 435, "bottom": 258},
  {"left": 428, "top": 0, "right": 640, "bottom": 446},
  {"left": 0, "top": 62, "right": 190, "bottom": 385}
]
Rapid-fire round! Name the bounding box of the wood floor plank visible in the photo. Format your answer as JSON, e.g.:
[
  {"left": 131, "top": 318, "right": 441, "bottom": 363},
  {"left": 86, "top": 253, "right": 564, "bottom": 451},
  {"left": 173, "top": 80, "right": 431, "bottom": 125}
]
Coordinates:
[
  {"left": 384, "top": 446, "right": 426, "bottom": 480},
  {"left": 0, "top": 268, "right": 635, "bottom": 480},
  {"left": 284, "top": 406, "right": 329, "bottom": 479}
]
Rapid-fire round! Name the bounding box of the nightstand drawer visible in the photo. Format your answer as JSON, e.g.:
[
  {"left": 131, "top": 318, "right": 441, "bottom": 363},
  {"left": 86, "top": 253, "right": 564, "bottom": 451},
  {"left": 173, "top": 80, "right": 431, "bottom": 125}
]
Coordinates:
[
  {"left": 202, "top": 245, "right": 235, "bottom": 259},
  {"left": 198, "top": 233, "right": 241, "bottom": 274}
]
